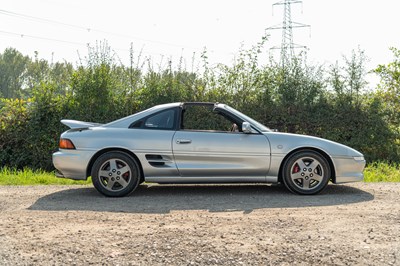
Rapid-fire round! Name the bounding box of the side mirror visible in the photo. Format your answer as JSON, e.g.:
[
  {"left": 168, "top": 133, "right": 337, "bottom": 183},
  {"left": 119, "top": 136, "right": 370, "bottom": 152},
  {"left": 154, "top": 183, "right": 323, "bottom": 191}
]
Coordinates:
[{"left": 242, "top": 122, "right": 252, "bottom": 133}]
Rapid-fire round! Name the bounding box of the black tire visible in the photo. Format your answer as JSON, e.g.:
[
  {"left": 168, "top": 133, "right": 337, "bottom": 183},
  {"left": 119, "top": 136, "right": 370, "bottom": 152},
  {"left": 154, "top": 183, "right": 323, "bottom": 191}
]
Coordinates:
[
  {"left": 91, "top": 151, "right": 141, "bottom": 197},
  {"left": 282, "top": 150, "right": 331, "bottom": 195}
]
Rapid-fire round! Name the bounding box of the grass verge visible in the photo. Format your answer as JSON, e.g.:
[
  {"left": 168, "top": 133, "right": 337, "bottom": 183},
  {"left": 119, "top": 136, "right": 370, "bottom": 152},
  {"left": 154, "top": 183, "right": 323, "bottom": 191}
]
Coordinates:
[
  {"left": 0, "top": 167, "right": 91, "bottom": 185},
  {"left": 363, "top": 162, "right": 400, "bottom": 182},
  {"left": 0, "top": 163, "right": 399, "bottom": 185}
]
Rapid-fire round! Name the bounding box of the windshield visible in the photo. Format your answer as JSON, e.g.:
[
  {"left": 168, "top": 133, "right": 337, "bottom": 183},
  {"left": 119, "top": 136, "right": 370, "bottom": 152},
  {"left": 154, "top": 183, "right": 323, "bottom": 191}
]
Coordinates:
[{"left": 224, "top": 105, "right": 272, "bottom": 132}]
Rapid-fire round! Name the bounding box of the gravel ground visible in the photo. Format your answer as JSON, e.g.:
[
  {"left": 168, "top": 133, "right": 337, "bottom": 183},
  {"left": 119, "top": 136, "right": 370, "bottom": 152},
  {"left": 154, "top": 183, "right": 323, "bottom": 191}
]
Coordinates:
[{"left": 0, "top": 183, "right": 399, "bottom": 265}]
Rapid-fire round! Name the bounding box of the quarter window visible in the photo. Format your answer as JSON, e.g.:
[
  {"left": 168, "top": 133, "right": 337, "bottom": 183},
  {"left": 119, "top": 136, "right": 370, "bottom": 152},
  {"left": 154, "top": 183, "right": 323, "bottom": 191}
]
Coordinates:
[{"left": 143, "top": 109, "right": 176, "bottom": 129}]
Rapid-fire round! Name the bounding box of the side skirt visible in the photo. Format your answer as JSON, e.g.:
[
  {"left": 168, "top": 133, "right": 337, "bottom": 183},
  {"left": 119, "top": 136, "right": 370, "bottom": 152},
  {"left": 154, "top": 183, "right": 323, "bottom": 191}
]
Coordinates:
[{"left": 145, "top": 176, "right": 278, "bottom": 184}]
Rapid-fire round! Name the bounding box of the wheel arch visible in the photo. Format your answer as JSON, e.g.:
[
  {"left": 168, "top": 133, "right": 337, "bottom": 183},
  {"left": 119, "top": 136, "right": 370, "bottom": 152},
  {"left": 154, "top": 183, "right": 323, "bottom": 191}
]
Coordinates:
[
  {"left": 86, "top": 148, "right": 144, "bottom": 183},
  {"left": 278, "top": 147, "right": 336, "bottom": 183}
]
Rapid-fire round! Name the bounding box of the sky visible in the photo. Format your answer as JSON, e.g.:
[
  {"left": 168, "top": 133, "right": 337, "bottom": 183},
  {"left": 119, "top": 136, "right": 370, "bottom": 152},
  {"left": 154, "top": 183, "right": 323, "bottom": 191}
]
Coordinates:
[{"left": 1, "top": 0, "right": 400, "bottom": 87}]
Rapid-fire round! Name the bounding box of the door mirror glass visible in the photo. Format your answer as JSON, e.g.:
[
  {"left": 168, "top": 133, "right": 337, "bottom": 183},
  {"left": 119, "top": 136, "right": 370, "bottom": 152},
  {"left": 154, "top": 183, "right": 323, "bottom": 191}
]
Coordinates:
[{"left": 242, "top": 122, "right": 252, "bottom": 133}]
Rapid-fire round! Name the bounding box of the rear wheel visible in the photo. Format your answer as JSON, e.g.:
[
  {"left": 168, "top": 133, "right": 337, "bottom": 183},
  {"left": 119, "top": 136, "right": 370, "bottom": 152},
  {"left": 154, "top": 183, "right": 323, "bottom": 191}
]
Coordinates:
[
  {"left": 282, "top": 150, "right": 331, "bottom": 195},
  {"left": 91, "top": 151, "right": 141, "bottom": 197}
]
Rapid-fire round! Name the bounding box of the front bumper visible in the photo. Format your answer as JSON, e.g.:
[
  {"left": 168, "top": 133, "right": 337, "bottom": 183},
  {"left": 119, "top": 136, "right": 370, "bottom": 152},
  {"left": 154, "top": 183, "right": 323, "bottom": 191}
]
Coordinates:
[
  {"left": 52, "top": 149, "right": 96, "bottom": 180},
  {"left": 332, "top": 156, "right": 366, "bottom": 183}
]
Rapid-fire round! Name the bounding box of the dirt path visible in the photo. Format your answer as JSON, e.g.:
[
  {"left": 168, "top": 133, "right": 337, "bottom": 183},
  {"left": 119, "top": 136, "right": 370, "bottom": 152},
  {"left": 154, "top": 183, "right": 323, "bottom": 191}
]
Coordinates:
[{"left": 0, "top": 183, "right": 399, "bottom": 265}]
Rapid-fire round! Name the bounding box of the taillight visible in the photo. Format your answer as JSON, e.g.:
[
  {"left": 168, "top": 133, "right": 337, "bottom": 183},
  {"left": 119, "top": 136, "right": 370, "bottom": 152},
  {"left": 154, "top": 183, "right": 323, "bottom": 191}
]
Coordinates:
[{"left": 59, "top": 138, "right": 76, "bottom": 149}]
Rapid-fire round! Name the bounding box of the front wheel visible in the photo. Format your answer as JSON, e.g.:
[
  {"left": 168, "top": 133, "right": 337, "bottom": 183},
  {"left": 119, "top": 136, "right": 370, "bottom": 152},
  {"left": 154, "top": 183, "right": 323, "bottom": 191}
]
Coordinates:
[
  {"left": 91, "top": 151, "right": 141, "bottom": 197},
  {"left": 282, "top": 150, "right": 331, "bottom": 195}
]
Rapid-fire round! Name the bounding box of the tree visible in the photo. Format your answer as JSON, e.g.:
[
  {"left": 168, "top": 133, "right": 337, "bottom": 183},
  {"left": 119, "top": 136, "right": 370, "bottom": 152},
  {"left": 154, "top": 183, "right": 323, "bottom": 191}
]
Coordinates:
[
  {"left": 24, "top": 52, "right": 74, "bottom": 98},
  {"left": 328, "top": 48, "right": 368, "bottom": 107},
  {"left": 0, "top": 48, "right": 30, "bottom": 98},
  {"left": 343, "top": 48, "right": 368, "bottom": 106},
  {"left": 374, "top": 47, "right": 400, "bottom": 126}
]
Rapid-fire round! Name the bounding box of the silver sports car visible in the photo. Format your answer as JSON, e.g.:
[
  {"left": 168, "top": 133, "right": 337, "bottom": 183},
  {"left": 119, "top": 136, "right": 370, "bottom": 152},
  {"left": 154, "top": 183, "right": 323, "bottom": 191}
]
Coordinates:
[{"left": 53, "top": 102, "right": 365, "bottom": 197}]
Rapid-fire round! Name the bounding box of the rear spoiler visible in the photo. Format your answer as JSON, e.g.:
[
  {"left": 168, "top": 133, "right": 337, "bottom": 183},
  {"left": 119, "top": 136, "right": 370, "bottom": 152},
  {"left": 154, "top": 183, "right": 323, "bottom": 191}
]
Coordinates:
[{"left": 61, "top": 119, "right": 103, "bottom": 129}]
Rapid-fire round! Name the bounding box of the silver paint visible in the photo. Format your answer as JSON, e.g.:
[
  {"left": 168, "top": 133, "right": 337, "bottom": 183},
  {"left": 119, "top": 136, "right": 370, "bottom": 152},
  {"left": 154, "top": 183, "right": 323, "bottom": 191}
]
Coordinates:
[{"left": 53, "top": 102, "right": 365, "bottom": 186}]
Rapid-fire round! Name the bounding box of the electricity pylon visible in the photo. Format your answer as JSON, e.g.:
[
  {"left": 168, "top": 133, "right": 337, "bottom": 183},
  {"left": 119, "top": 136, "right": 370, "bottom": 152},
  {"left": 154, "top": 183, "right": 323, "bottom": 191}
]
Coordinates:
[{"left": 267, "top": 0, "right": 310, "bottom": 68}]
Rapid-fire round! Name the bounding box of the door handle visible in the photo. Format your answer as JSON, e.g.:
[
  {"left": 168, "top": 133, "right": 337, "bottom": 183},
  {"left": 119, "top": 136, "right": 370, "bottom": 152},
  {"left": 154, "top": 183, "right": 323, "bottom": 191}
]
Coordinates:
[{"left": 176, "top": 139, "right": 192, "bottom": 144}]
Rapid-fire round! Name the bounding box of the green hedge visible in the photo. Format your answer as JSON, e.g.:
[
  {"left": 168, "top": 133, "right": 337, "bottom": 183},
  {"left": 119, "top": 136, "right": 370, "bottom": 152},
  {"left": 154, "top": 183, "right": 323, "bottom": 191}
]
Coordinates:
[{"left": 0, "top": 45, "right": 399, "bottom": 171}]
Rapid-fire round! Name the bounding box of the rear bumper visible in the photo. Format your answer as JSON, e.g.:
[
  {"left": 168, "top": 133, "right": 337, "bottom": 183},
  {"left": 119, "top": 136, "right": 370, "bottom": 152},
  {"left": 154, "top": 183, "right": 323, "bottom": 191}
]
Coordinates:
[
  {"left": 52, "top": 149, "right": 96, "bottom": 180},
  {"left": 332, "top": 156, "right": 366, "bottom": 184}
]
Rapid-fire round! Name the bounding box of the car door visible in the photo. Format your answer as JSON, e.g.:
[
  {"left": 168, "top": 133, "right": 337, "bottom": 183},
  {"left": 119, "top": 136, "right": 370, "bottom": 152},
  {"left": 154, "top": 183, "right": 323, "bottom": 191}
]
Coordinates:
[
  {"left": 172, "top": 104, "right": 270, "bottom": 180},
  {"left": 128, "top": 107, "right": 180, "bottom": 178}
]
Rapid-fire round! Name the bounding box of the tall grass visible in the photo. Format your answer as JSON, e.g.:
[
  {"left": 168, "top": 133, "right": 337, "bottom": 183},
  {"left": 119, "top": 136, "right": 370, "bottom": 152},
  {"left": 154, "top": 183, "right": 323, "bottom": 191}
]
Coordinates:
[
  {"left": 364, "top": 162, "right": 400, "bottom": 182},
  {"left": 0, "top": 167, "right": 91, "bottom": 185}
]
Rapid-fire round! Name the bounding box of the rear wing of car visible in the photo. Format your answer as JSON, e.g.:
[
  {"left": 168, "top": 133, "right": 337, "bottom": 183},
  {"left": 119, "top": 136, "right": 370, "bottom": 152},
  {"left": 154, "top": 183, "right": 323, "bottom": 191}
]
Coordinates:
[{"left": 61, "top": 119, "right": 103, "bottom": 129}]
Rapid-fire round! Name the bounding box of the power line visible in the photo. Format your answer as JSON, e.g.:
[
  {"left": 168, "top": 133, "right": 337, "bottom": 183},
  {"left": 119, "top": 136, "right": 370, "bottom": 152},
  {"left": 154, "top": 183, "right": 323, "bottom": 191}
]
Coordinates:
[
  {"left": 0, "top": 9, "right": 202, "bottom": 51},
  {"left": 0, "top": 8, "right": 238, "bottom": 63},
  {"left": 0, "top": 29, "right": 87, "bottom": 46},
  {"left": 0, "top": 29, "right": 202, "bottom": 60},
  {"left": 0, "top": 9, "right": 90, "bottom": 32}
]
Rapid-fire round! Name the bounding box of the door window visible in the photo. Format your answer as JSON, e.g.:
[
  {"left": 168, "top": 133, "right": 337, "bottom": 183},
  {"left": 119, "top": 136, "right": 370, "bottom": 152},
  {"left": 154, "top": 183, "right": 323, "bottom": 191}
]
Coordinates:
[{"left": 181, "top": 105, "right": 240, "bottom": 132}]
